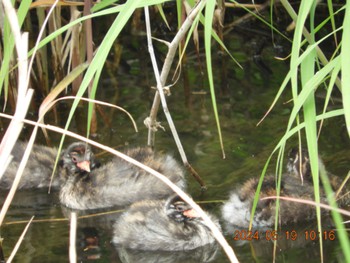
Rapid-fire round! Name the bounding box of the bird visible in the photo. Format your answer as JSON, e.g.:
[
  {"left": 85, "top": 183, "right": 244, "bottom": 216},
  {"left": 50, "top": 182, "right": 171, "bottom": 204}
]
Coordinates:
[
  {"left": 0, "top": 141, "right": 98, "bottom": 189},
  {"left": 221, "top": 147, "right": 348, "bottom": 228},
  {"left": 286, "top": 147, "right": 350, "bottom": 208},
  {"left": 112, "top": 195, "right": 220, "bottom": 251},
  {"left": 58, "top": 141, "right": 100, "bottom": 180},
  {"left": 59, "top": 147, "right": 186, "bottom": 210}
]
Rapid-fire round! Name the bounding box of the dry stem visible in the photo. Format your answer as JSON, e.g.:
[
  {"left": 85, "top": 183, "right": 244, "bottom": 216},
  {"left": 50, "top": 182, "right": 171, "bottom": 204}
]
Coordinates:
[{"left": 144, "top": 1, "right": 206, "bottom": 188}]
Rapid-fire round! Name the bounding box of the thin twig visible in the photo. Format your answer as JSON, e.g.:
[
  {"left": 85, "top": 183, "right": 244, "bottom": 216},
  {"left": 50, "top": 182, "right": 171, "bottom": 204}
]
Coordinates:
[
  {"left": 146, "top": 1, "right": 206, "bottom": 146},
  {"left": 133, "top": 4, "right": 235, "bottom": 252},
  {"left": 69, "top": 212, "right": 77, "bottom": 263},
  {"left": 144, "top": 1, "right": 206, "bottom": 188},
  {"left": 39, "top": 96, "right": 138, "bottom": 133},
  {"left": 224, "top": 1, "right": 270, "bottom": 35},
  {"left": 6, "top": 216, "right": 34, "bottom": 263},
  {"left": 4, "top": 209, "right": 124, "bottom": 226}
]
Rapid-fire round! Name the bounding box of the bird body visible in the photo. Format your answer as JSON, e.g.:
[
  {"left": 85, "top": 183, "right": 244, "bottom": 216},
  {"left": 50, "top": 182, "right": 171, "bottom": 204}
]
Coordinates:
[
  {"left": 221, "top": 175, "right": 327, "bottom": 228},
  {"left": 112, "top": 195, "right": 220, "bottom": 251},
  {"left": 1, "top": 141, "right": 62, "bottom": 189},
  {"left": 221, "top": 147, "right": 349, "bottom": 228},
  {"left": 59, "top": 147, "right": 186, "bottom": 210}
]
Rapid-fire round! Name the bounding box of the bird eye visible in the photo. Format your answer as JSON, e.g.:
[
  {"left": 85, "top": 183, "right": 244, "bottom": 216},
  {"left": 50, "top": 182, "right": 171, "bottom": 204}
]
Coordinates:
[{"left": 70, "top": 151, "right": 79, "bottom": 163}]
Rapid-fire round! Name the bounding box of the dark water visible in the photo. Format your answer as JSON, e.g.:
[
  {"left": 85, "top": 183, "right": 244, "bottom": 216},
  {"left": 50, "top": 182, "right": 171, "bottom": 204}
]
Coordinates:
[{"left": 1, "top": 26, "right": 349, "bottom": 262}]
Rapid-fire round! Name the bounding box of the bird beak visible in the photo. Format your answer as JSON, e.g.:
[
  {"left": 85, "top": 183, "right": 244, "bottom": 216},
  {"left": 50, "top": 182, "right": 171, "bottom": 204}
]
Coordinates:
[
  {"left": 183, "top": 208, "right": 200, "bottom": 218},
  {"left": 77, "top": 161, "right": 91, "bottom": 172}
]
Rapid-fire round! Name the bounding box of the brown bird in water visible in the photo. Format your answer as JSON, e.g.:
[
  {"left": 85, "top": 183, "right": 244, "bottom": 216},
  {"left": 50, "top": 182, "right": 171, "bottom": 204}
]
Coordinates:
[
  {"left": 112, "top": 195, "right": 220, "bottom": 251},
  {"left": 0, "top": 141, "right": 98, "bottom": 189},
  {"left": 221, "top": 147, "right": 349, "bottom": 228},
  {"left": 59, "top": 146, "right": 186, "bottom": 210}
]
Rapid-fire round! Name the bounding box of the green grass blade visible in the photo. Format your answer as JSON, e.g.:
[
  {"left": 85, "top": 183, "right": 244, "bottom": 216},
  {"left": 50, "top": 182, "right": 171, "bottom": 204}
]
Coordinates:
[
  {"left": 287, "top": 56, "right": 339, "bottom": 132},
  {"left": 319, "top": 167, "right": 350, "bottom": 262},
  {"left": 156, "top": 4, "right": 170, "bottom": 30},
  {"left": 0, "top": 0, "right": 32, "bottom": 100},
  {"left": 341, "top": 2, "right": 350, "bottom": 137},
  {"left": 204, "top": 0, "right": 225, "bottom": 157},
  {"left": 91, "top": 0, "right": 120, "bottom": 12}
]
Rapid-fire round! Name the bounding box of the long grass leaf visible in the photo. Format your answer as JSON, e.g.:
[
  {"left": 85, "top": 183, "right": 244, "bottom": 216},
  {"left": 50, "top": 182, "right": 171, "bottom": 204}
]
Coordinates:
[
  {"left": 341, "top": 2, "right": 350, "bottom": 136},
  {"left": 301, "top": 3, "right": 324, "bottom": 257},
  {"left": 287, "top": 56, "right": 339, "bottom": 132},
  {"left": 289, "top": 0, "right": 313, "bottom": 100},
  {"left": 156, "top": 4, "right": 170, "bottom": 30},
  {"left": 0, "top": 0, "right": 32, "bottom": 100},
  {"left": 204, "top": 0, "right": 225, "bottom": 158}
]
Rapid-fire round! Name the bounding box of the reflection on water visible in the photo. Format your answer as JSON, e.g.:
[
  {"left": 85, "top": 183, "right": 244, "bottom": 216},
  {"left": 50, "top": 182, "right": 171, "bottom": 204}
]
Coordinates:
[
  {"left": 116, "top": 244, "right": 219, "bottom": 263},
  {"left": 1, "top": 25, "right": 349, "bottom": 263}
]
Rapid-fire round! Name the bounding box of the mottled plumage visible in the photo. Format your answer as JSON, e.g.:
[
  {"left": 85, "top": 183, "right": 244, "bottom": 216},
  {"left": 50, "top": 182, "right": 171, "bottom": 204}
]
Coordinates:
[
  {"left": 221, "top": 175, "right": 326, "bottom": 228},
  {"left": 286, "top": 147, "right": 350, "bottom": 207},
  {"left": 0, "top": 141, "right": 98, "bottom": 189},
  {"left": 59, "top": 147, "right": 186, "bottom": 210},
  {"left": 112, "top": 195, "right": 220, "bottom": 251},
  {"left": 1, "top": 141, "right": 59, "bottom": 189},
  {"left": 222, "top": 147, "right": 349, "bottom": 228}
]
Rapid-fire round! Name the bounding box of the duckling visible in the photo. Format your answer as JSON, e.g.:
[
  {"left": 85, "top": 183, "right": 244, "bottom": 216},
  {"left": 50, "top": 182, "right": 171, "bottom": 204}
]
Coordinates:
[
  {"left": 221, "top": 148, "right": 340, "bottom": 228},
  {"left": 0, "top": 141, "right": 97, "bottom": 189},
  {"left": 59, "top": 147, "right": 186, "bottom": 210},
  {"left": 112, "top": 195, "right": 220, "bottom": 251}
]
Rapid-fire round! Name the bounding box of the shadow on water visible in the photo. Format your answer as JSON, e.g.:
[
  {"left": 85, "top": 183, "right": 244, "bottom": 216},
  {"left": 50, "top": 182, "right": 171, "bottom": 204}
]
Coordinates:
[{"left": 1, "top": 19, "right": 349, "bottom": 263}]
